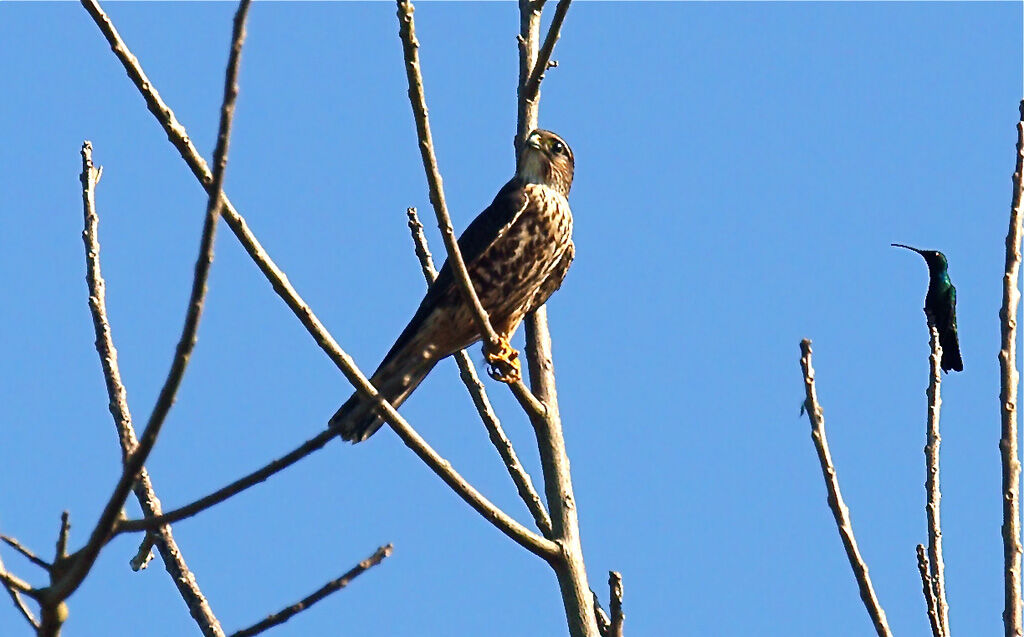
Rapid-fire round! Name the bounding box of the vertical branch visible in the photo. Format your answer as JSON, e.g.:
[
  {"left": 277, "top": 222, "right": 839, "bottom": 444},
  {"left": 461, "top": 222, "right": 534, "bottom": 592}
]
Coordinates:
[
  {"left": 516, "top": 3, "right": 597, "bottom": 637},
  {"left": 1002, "top": 99, "right": 1024, "bottom": 637},
  {"left": 608, "top": 571, "right": 624, "bottom": 637},
  {"left": 925, "top": 326, "right": 950, "bottom": 636},
  {"left": 918, "top": 544, "right": 942, "bottom": 637},
  {"left": 799, "top": 339, "right": 893, "bottom": 637}
]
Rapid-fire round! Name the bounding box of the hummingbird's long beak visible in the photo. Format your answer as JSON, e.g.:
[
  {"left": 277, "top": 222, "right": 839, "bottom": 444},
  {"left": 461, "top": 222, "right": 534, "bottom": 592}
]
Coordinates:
[{"left": 891, "top": 243, "right": 925, "bottom": 256}]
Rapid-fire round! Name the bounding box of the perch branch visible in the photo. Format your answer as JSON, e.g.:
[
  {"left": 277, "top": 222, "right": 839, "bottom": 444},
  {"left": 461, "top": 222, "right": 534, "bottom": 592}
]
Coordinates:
[
  {"left": 79, "top": 140, "right": 224, "bottom": 635},
  {"left": 517, "top": 3, "right": 598, "bottom": 636},
  {"left": 924, "top": 326, "right": 950, "bottom": 636},
  {"left": 80, "top": 0, "right": 559, "bottom": 563},
  {"left": 918, "top": 544, "right": 942, "bottom": 637},
  {"left": 405, "top": 207, "right": 553, "bottom": 538},
  {"left": 1001, "top": 99, "right": 1024, "bottom": 637},
  {"left": 229, "top": 544, "right": 393, "bottom": 637},
  {"left": 799, "top": 339, "right": 893, "bottom": 637}
]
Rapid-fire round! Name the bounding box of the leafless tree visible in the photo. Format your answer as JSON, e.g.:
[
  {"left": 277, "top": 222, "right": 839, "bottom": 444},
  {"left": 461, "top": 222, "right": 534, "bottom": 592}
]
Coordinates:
[
  {"left": 0, "top": 2, "right": 621, "bottom": 636},
  {"left": 796, "top": 102, "right": 1024, "bottom": 637}
]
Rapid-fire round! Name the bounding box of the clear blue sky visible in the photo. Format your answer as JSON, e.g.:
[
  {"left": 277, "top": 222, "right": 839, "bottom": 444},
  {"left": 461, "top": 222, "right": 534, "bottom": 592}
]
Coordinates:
[{"left": 1, "top": 2, "right": 1022, "bottom": 635}]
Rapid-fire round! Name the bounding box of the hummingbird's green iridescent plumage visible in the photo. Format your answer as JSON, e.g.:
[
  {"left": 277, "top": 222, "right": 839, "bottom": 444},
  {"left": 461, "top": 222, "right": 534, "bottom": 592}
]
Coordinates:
[{"left": 892, "top": 243, "right": 963, "bottom": 372}]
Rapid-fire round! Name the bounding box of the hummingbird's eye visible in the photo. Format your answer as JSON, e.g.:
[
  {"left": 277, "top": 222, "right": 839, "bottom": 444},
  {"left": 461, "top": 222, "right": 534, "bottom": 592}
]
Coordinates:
[{"left": 550, "top": 140, "right": 564, "bottom": 155}]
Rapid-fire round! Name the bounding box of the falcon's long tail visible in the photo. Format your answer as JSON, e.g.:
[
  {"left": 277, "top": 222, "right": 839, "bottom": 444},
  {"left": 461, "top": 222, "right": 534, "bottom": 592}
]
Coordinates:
[{"left": 329, "top": 352, "right": 437, "bottom": 443}]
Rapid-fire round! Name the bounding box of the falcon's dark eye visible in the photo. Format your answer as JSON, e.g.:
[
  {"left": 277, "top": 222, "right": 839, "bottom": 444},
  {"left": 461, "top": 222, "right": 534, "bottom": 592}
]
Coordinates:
[{"left": 550, "top": 140, "right": 564, "bottom": 155}]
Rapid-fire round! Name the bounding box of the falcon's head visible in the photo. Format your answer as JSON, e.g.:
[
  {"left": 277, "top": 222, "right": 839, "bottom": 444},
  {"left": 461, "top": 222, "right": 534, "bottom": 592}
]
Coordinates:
[{"left": 517, "top": 129, "right": 574, "bottom": 196}]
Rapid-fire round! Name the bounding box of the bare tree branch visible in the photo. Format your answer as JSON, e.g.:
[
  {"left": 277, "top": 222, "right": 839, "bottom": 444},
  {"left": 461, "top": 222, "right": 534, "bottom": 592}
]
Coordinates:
[
  {"left": 516, "top": 2, "right": 598, "bottom": 635},
  {"left": 229, "top": 545, "right": 393, "bottom": 637},
  {"left": 405, "top": 208, "right": 553, "bottom": 538},
  {"left": 79, "top": 140, "right": 224, "bottom": 635},
  {"left": 79, "top": 0, "right": 560, "bottom": 564},
  {"left": 608, "top": 571, "right": 624, "bottom": 637},
  {"left": 117, "top": 426, "right": 336, "bottom": 535},
  {"left": 0, "top": 552, "right": 38, "bottom": 629},
  {"left": 1002, "top": 99, "right": 1024, "bottom": 637},
  {"left": 924, "top": 326, "right": 951, "bottom": 636},
  {"left": 1, "top": 536, "right": 52, "bottom": 572},
  {"left": 918, "top": 544, "right": 942, "bottom": 637},
  {"left": 521, "top": 0, "right": 572, "bottom": 107},
  {"left": 799, "top": 339, "right": 893, "bottom": 637},
  {"left": 54, "top": 512, "right": 70, "bottom": 563}
]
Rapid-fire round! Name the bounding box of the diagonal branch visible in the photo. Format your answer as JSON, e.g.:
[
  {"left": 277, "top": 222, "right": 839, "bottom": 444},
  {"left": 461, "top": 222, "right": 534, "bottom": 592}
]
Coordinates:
[
  {"left": 799, "top": 339, "right": 893, "bottom": 637},
  {"left": 918, "top": 544, "right": 942, "bottom": 637},
  {"left": 228, "top": 544, "right": 393, "bottom": 637},
  {"left": 0, "top": 553, "right": 39, "bottom": 629},
  {"left": 79, "top": 140, "right": 224, "bottom": 635},
  {"left": 405, "top": 207, "right": 553, "bottom": 538},
  {"left": 520, "top": 0, "right": 572, "bottom": 108},
  {"left": 116, "top": 426, "right": 336, "bottom": 535},
  {"left": 1, "top": 536, "right": 52, "bottom": 572},
  {"left": 924, "top": 326, "right": 950, "bottom": 636},
  {"left": 80, "top": 0, "right": 559, "bottom": 564},
  {"left": 1001, "top": 99, "right": 1024, "bottom": 637}
]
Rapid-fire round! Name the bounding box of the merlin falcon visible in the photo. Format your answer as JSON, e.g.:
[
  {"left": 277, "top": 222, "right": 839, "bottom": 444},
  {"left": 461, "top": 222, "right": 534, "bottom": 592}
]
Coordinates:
[{"left": 330, "top": 129, "right": 576, "bottom": 443}]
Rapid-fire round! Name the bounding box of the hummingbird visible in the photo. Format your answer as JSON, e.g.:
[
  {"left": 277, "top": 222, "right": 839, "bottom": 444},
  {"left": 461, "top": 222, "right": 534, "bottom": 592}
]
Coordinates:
[{"left": 891, "top": 243, "right": 963, "bottom": 372}]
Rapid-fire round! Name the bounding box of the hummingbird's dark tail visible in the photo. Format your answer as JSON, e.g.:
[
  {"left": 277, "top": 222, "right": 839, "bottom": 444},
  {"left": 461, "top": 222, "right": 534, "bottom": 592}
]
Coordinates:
[
  {"left": 940, "top": 329, "right": 963, "bottom": 373},
  {"left": 329, "top": 353, "right": 437, "bottom": 443}
]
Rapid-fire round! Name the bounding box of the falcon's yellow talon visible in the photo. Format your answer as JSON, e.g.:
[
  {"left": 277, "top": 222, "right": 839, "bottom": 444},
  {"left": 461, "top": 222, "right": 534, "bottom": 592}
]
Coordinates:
[{"left": 485, "top": 337, "right": 522, "bottom": 384}]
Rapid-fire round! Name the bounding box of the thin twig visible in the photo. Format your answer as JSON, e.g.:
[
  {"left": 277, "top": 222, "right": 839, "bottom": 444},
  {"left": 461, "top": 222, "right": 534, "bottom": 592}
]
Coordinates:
[
  {"left": 520, "top": 0, "right": 572, "bottom": 107},
  {"left": 0, "top": 553, "right": 38, "bottom": 628},
  {"left": 1, "top": 536, "right": 51, "bottom": 572},
  {"left": 54, "top": 512, "right": 70, "bottom": 562},
  {"left": 406, "top": 207, "right": 553, "bottom": 538},
  {"left": 1001, "top": 99, "right": 1024, "bottom": 637},
  {"left": 228, "top": 545, "right": 393, "bottom": 637},
  {"left": 608, "top": 571, "right": 624, "bottom": 637},
  {"left": 516, "top": 3, "right": 598, "bottom": 636},
  {"left": 80, "top": 0, "right": 560, "bottom": 563},
  {"left": 918, "top": 544, "right": 942, "bottom": 637},
  {"left": 799, "top": 339, "right": 893, "bottom": 637},
  {"left": 79, "top": 140, "right": 223, "bottom": 635},
  {"left": 925, "top": 326, "right": 950, "bottom": 636},
  {"left": 129, "top": 534, "right": 156, "bottom": 571},
  {"left": 117, "top": 427, "right": 336, "bottom": 535}
]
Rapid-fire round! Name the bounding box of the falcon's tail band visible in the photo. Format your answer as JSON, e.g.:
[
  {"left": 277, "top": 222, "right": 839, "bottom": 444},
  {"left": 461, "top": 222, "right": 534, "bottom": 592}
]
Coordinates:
[{"left": 329, "top": 355, "right": 437, "bottom": 443}]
